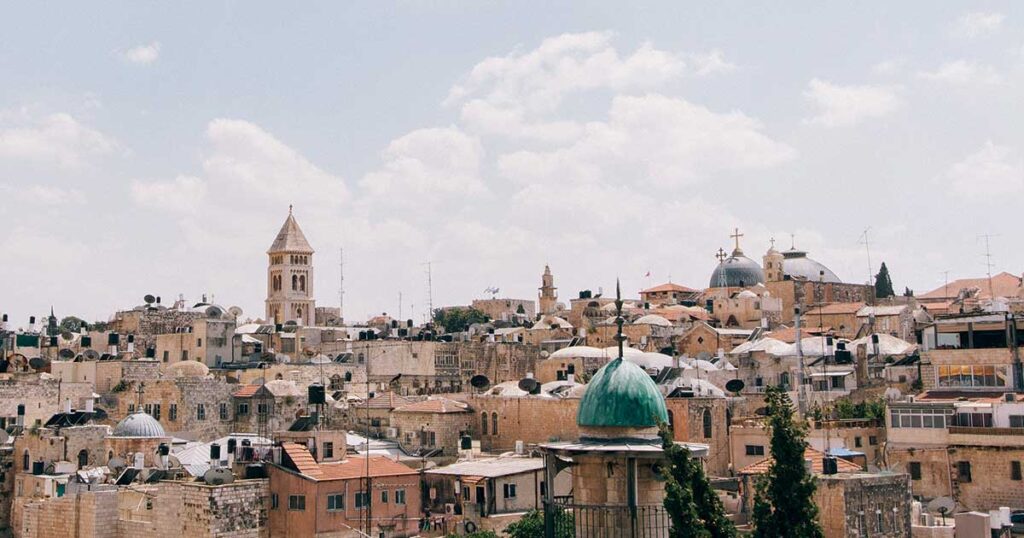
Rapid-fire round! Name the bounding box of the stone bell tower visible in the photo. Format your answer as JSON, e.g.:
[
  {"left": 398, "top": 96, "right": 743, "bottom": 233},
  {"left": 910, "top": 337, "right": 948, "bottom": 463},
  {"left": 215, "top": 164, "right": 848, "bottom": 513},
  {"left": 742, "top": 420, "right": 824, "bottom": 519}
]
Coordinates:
[
  {"left": 266, "top": 206, "right": 315, "bottom": 326},
  {"left": 539, "top": 264, "right": 558, "bottom": 315}
]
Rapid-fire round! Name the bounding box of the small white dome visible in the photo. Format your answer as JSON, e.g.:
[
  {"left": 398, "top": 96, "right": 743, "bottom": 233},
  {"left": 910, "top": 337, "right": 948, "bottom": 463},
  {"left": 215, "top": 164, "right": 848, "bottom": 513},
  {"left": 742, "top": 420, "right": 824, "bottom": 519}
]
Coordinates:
[
  {"left": 633, "top": 314, "right": 672, "bottom": 327},
  {"left": 112, "top": 412, "right": 166, "bottom": 438},
  {"left": 166, "top": 360, "right": 210, "bottom": 378},
  {"left": 548, "top": 346, "right": 608, "bottom": 359}
]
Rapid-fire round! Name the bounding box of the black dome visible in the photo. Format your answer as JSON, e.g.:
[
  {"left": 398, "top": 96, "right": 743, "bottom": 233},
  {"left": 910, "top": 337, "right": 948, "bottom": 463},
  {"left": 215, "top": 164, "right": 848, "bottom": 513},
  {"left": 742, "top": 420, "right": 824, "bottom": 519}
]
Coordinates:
[{"left": 709, "top": 251, "right": 765, "bottom": 288}]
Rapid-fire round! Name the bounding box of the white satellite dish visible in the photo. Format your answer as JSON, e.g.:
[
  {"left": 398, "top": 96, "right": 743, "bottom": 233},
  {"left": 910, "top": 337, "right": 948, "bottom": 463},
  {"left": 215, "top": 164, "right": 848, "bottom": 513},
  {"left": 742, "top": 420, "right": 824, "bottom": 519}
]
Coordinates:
[
  {"left": 926, "top": 496, "right": 956, "bottom": 524},
  {"left": 228, "top": 306, "right": 243, "bottom": 318},
  {"left": 167, "top": 455, "right": 182, "bottom": 469}
]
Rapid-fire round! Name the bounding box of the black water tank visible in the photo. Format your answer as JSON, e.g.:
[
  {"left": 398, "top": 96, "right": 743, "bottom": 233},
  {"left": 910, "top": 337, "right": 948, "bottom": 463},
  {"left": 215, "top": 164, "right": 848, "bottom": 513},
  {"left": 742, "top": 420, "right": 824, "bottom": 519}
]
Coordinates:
[
  {"left": 227, "top": 438, "right": 238, "bottom": 454},
  {"left": 81, "top": 336, "right": 92, "bottom": 348},
  {"left": 308, "top": 384, "right": 326, "bottom": 404},
  {"left": 32, "top": 461, "right": 44, "bottom": 475},
  {"left": 210, "top": 443, "right": 221, "bottom": 460},
  {"left": 460, "top": 435, "right": 472, "bottom": 450},
  {"left": 822, "top": 456, "right": 838, "bottom": 475},
  {"left": 108, "top": 333, "right": 120, "bottom": 346}
]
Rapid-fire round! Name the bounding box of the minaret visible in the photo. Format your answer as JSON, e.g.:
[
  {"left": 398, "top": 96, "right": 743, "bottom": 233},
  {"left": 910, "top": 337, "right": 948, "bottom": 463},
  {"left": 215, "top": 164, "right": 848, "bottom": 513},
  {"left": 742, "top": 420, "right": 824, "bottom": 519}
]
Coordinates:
[
  {"left": 266, "top": 206, "right": 316, "bottom": 326},
  {"left": 539, "top": 265, "right": 558, "bottom": 315},
  {"left": 47, "top": 307, "right": 58, "bottom": 337},
  {"left": 763, "top": 237, "right": 784, "bottom": 282}
]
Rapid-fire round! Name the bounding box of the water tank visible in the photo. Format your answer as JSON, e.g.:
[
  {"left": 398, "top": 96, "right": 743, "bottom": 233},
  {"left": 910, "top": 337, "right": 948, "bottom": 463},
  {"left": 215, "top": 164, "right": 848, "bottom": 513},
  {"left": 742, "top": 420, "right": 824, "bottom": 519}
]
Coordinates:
[
  {"left": 32, "top": 461, "right": 44, "bottom": 475},
  {"left": 210, "top": 443, "right": 221, "bottom": 460},
  {"left": 460, "top": 435, "right": 472, "bottom": 450},
  {"left": 308, "top": 384, "right": 326, "bottom": 404}
]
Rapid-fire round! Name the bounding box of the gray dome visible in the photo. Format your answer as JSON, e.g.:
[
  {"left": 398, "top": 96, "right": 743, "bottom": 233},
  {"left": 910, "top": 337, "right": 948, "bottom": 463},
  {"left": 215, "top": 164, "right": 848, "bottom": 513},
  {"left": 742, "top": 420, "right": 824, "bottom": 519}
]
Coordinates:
[
  {"left": 112, "top": 412, "right": 166, "bottom": 438},
  {"left": 782, "top": 249, "right": 841, "bottom": 283},
  {"left": 709, "top": 250, "right": 765, "bottom": 288}
]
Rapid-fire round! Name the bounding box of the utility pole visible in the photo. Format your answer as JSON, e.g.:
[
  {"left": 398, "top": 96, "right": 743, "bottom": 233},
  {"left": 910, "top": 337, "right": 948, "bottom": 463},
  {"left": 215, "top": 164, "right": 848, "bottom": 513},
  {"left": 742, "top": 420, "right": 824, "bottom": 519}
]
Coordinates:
[
  {"left": 422, "top": 261, "right": 434, "bottom": 323},
  {"left": 338, "top": 248, "right": 345, "bottom": 323}
]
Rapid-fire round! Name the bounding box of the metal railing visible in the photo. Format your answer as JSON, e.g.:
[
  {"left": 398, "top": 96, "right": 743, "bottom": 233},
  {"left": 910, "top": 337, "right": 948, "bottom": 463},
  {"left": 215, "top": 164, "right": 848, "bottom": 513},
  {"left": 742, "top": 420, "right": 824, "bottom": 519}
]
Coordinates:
[{"left": 545, "top": 498, "right": 671, "bottom": 537}]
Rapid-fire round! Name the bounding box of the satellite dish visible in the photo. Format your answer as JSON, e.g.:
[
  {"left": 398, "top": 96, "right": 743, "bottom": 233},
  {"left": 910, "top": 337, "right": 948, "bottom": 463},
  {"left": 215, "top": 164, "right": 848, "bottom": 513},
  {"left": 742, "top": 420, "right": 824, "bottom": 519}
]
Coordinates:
[
  {"left": 144, "top": 294, "right": 156, "bottom": 304},
  {"left": 83, "top": 349, "right": 100, "bottom": 361},
  {"left": 228, "top": 306, "right": 243, "bottom": 317},
  {"left": 60, "top": 331, "right": 74, "bottom": 341},
  {"left": 28, "top": 357, "right": 49, "bottom": 370},
  {"left": 44, "top": 463, "right": 57, "bottom": 475},
  {"left": 517, "top": 378, "right": 540, "bottom": 394},
  {"left": 58, "top": 349, "right": 75, "bottom": 360},
  {"left": 470, "top": 375, "right": 491, "bottom": 390},
  {"left": 108, "top": 456, "right": 126, "bottom": 471},
  {"left": 167, "top": 455, "right": 182, "bottom": 469},
  {"left": 725, "top": 379, "right": 745, "bottom": 394},
  {"left": 203, "top": 468, "right": 234, "bottom": 485},
  {"left": 927, "top": 496, "right": 955, "bottom": 515},
  {"left": 540, "top": 350, "right": 549, "bottom": 359},
  {"left": 0, "top": 430, "right": 9, "bottom": 444}
]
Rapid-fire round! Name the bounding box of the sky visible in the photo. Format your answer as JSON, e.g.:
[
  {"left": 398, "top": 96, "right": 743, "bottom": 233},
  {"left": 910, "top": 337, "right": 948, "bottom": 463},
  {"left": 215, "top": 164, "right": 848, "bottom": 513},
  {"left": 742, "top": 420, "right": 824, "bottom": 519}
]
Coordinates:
[{"left": 2, "top": 2, "right": 1023, "bottom": 325}]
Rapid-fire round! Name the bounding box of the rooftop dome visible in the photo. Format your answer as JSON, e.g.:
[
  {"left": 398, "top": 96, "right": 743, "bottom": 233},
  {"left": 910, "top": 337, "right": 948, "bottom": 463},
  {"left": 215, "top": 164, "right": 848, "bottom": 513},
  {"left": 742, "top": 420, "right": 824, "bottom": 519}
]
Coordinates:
[
  {"left": 709, "top": 249, "right": 765, "bottom": 288},
  {"left": 781, "top": 249, "right": 841, "bottom": 283},
  {"left": 633, "top": 314, "right": 672, "bottom": 327},
  {"left": 166, "top": 360, "right": 210, "bottom": 378},
  {"left": 112, "top": 412, "right": 166, "bottom": 438},
  {"left": 577, "top": 358, "right": 668, "bottom": 429}
]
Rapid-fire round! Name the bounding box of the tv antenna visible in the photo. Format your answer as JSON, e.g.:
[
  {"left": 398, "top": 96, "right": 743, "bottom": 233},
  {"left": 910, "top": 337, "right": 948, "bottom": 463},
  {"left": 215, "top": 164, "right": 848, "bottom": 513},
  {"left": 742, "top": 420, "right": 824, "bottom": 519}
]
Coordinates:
[
  {"left": 858, "top": 228, "right": 873, "bottom": 286},
  {"left": 978, "top": 233, "right": 998, "bottom": 299},
  {"left": 338, "top": 248, "right": 345, "bottom": 323},
  {"left": 422, "top": 261, "right": 435, "bottom": 320}
]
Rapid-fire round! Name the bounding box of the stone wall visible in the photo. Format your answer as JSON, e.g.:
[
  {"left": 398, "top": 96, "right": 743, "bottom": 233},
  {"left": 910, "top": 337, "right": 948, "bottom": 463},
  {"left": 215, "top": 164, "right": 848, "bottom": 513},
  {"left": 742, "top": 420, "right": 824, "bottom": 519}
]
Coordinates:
[
  {"left": 391, "top": 411, "right": 474, "bottom": 457},
  {"left": 13, "top": 488, "right": 118, "bottom": 538},
  {"left": 815, "top": 473, "right": 912, "bottom": 538},
  {"left": 0, "top": 376, "right": 94, "bottom": 429}
]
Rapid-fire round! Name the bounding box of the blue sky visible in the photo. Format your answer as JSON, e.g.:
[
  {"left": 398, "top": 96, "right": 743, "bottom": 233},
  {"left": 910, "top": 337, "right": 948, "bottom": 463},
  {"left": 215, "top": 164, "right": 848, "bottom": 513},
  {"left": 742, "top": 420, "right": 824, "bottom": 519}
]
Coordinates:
[{"left": 2, "top": 2, "right": 1023, "bottom": 324}]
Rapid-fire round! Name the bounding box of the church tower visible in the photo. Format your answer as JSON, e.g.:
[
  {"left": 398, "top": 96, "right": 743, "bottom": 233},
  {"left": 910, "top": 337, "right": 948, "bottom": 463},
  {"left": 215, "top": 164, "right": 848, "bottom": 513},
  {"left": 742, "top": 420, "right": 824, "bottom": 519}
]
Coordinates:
[
  {"left": 266, "top": 206, "right": 315, "bottom": 326},
  {"left": 763, "top": 239, "right": 784, "bottom": 283},
  {"left": 539, "top": 265, "right": 558, "bottom": 315}
]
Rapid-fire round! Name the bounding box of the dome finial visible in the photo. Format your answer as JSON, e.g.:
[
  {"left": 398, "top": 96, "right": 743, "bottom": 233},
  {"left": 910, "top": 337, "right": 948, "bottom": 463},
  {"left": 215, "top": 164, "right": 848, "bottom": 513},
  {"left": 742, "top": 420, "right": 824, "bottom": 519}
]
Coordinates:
[
  {"left": 730, "top": 227, "right": 744, "bottom": 255},
  {"left": 289, "top": 204, "right": 293, "bottom": 215},
  {"left": 614, "top": 279, "right": 625, "bottom": 359}
]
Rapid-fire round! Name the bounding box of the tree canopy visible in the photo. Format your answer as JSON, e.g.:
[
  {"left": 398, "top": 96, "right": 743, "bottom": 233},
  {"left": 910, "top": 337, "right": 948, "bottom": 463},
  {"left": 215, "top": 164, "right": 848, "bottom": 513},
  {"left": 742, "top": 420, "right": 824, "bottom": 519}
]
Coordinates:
[
  {"left": 432, "top": 307, "right": 490, "bottom": 333},
  {"left": 659, "top": 422, "right": 736, "bottom": 538},
  {"left": 752, "top": 387, "right": 823, "bottom": 538},
  {"left": 874, "top": 262, "right": 894, "bottom": 298}
]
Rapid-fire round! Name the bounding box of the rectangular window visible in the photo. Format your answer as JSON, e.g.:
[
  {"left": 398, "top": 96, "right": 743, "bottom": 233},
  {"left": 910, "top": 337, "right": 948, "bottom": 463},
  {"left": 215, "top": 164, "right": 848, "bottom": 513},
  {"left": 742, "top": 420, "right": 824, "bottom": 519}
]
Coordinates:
[
  {"left": 957, "top": 461, "right": 972, "bottom": 483},
  {"left": 237, "top": 403, "right": 249, "bottom": 416},
  {"left": 1010, "top": 415, "right": 1024, "bottom": 428},
  {"left": 219, "top": 403, "right": 229, "bottom": 421},
  {"left": 908, "top": 462, "right": 921, "bottom": 480},
  {"left": 257, "top": 403, "right": 270, "bottom": 416},
  {"left": 271, "top": 493, "right": 279, "bottom": 509},
  {"left": 144, "top": 403, "right": 152, "bottom": 415},
  {"left": 182, "top": 350, "right": 188, "bottom": 361},
  {"left": 380, "top": 490, "right": 388, "bottom": 503},
  {"left": 503, "top": 483, "right": 517, "bottom": 498},
  {"left": 395, "top": 489, "right": 406, "bottom": 505},
  {"left": 323, "top": 442, "right": 334, "bottom": 459},
  {"left": 197, "top": 338, "right": 202, "bottom": 348},
  {"left": 745, "top": 445, "right": 765, "bottom": 456},
  {"left": 162, "top": 350, "right": 169, "bottom": 362},
  {"left": 196, "top": 404, "right": 206, "bottom": 420},
  {"left": 152, "top": 404, "right": 161, "bottom": 420},
  {"left": 169, "top": 404, "right": 177, "bottom": 421},
  {"left": 127, "top": 404, "right": 135, "bottom": 414},
  {"left": 327, "top": 493, "right": 344, "bottom": 511},
  {"left": 869, "top": 436, "right": 878, "bottom": 445},
  {"left": 1012, "top": 461, "right": 1022, "bottom": 481},
  {"left": 288, "top": 495, "right": 306, "bottom": 511},
  {"left": 854, "top": 437, "right": 862, "bottom": 448},
  {"left": 539, "top": 481, "right": 547, "bottom": 497},
  {"left": 355, "top": 491, "right": 369, "bottom": 509}
]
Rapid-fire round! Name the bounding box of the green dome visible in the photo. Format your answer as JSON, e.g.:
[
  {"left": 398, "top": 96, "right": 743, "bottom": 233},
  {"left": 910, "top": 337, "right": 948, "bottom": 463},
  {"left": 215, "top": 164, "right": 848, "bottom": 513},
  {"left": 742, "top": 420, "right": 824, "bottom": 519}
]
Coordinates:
[{"left": 577, "top": 358, "right": 668, "bottom": 428}]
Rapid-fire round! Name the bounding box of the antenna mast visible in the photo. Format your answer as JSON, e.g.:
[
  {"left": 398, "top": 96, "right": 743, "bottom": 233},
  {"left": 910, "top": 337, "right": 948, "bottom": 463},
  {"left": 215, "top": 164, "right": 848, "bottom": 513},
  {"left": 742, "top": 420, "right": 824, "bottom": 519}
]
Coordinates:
[
  {"left": 423, "top": 261, "right": 434, "bottom": 321},
  {"left": 858, "top": 228, "right": 873, "bottom": 286},
  {"left": 338, "top": 248, "right": 345, "bottom": 323},
  {"left": 979, "top": 234, "right": 997, "bottom": 299}
]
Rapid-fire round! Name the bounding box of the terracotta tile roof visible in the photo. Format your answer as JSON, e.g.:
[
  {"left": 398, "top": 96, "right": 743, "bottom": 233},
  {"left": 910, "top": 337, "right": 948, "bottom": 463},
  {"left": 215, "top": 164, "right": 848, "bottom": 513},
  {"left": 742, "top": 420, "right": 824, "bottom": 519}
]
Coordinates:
[
  {"left": 233, "top": 384, "right": 262, "bottom": 398},
  {"left": 281, "top": 442, "right": 323, "bottom": 478},
  {"left": 317, "top": 456, "right": 418, "bottom": 480},
  {"left": 641, "top": 282, "right": 699, "bottom": 294},
  {"left": 803, "top": 302, "right": 865, "bottom": 316},
  {"left": 393, "top": 397, "right": 470, "bottom": 414},
  {"left": 739, "top": 447, "right": 862, "bottom": 475},
  {"left": 919, "top": 271, "right": 1021, "bottom": 300},
  {"left": 280, "top": 443, "right": 417, "bottom": 481},
  {"left": 355, "top": 392, "right": 416, "bottom": 410}
]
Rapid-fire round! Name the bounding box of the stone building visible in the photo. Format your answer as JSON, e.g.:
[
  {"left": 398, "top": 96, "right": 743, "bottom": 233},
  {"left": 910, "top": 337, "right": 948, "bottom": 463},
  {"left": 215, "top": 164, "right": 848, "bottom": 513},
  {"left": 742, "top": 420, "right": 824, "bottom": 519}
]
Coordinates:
[
  {"left": 112, "top": 372, "right": 238, "bottom": 440},
  {"left": 639, "top": 282, "right": 702, "bottom": 308},
  {"left": 471, "top": 298, "right": 536, "bottom": 322},
  {"left": 265, "top": 207, "right": 316, "bottom": 326},
  {"left": 814, "top": 473, "right": 912, "bottom": 538},
  {"left": 151, "top": 307, "right": 238, "bottom": 368},
  {"left": 676, "top": 322, "right": 753, "bottom": 357},
  {"left": 267, "top": 443, "right": 421, "bottom": 537},
  {"left": 538, "top": 265, "right": 559, "bottom": 316},
  {"left": 0, "top": 376, "right": 94, "bottom": 430},
  {"left": 707, "top": 285, "right": 783, "bottom": 330},
  {"left": 390, "top": 397, "right": 473, "bottom": 458}
]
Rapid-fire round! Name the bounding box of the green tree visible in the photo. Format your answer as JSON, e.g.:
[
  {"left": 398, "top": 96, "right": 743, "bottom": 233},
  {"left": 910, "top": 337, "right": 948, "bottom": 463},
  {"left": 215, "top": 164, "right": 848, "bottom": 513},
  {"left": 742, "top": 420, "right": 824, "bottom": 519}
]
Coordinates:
[
  {"left": 504, "top": 509, "right": 573, "bottom": 538},
  {"left": 59, "top": 316, "right": 86, "bottom": 333},
  {"left": 874, "top": 262, "right": 895, "bottom": 298},
  {"left": 903, "top": 287, "right": 914, "bottom": 297},
  {"left": 658, "top": 423, "right": 736, "bottom": 538},
  {"left": 432, "top": 307, "right": 490, "bottom": 333},
  {"left": 752, "top": 387, "right": 823, "bottom": 538}
]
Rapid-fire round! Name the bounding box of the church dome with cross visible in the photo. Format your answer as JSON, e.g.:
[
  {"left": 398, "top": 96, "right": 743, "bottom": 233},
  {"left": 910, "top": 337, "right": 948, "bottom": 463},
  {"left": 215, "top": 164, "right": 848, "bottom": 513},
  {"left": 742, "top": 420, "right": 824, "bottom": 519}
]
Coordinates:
[{"left": 709, "top": 228, "right": 765, "bottom": 288}]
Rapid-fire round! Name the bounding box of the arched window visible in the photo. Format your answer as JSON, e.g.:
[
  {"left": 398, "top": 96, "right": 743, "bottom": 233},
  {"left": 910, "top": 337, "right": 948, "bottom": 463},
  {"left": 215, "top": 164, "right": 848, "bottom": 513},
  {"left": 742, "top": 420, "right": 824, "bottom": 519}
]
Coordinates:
[
  {"left": 292, "top": 274, "right": 298, "bottom": 290},
  {"left": 299, "top": 275, "right": 306, "bottom": 292},
  {"left": 702, "top": 409, "right": 713, "bottom": 439},
  {"left": 667, "top": 410, "right": 675, "bottom": 435},
  {"left": 77, "top": 449, "right": 89, "bottom": 469},
  {"left": 481, "top": 412, "right": 488, "bottom": 435},
  {"left": 492, "top": 412, "right": 499, "bottom": 436},
  {"left": 22, "top": 450, "right": 29, "bottom": 471},
  {"left": 344, "top": 371, "right": 352, "bottom": 382}
]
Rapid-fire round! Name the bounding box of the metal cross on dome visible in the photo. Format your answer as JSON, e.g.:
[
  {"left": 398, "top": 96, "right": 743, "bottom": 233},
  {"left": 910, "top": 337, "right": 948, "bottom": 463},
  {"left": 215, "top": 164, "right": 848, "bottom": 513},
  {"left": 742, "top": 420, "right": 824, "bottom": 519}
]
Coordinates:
[
  {"left": 715, "top": 248, "right": 727, "bottom": 262},
  {"left": 730, "top": 227, "right": 744, "bottom": 251}
]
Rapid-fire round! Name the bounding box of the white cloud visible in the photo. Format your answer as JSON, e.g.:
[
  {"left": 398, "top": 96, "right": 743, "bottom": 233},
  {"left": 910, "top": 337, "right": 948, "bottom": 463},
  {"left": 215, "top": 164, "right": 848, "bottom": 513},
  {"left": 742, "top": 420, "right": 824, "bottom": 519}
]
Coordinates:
[
  {"left": 121, "top": 42, "right": 161, "bottom": 65},
  {"left": 871, "top": 58, "right": 904, "bottom": 76},
  {"left": 0, "top": 112, "right": 120, "bottom": 169},
  {"left": 918, "top": 60, "right": 1002, "bottom": 85},
  {"left": 803, "top": 78, "right": 900, "bottom": 127},
  {"left": 203, "top": 119, "right": 349, "bottom": 206},
  {"left": 951, "top": 12, "right": 1004, "bottom": 39},
  {"left": 498, "top": 94, "right": 796, "bottom": 187},
  {"left": 944, "top": 142, "right": 1023, "bottom": 197},
  {"left": 687, "top": 49, "right": 737, "bottom": 77},
  {"left": 360, "top": 127, "right": 484, "bottom": 197},
  {"left": 131, "top": 175, "right": 207, "bottom": 213}
]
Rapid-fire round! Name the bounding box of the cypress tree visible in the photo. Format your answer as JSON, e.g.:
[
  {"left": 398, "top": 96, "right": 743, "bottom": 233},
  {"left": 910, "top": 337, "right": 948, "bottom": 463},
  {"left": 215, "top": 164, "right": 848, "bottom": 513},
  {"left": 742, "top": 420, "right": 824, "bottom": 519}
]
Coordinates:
[
  {"left": 659, "top": 423, "right": 736, "bottom": 538},
  {"left": 751, "top": 387, "right": 823, "bottom": 538},
  {"left": 874, "top": 262, "right": 895, "bottom": 298}
]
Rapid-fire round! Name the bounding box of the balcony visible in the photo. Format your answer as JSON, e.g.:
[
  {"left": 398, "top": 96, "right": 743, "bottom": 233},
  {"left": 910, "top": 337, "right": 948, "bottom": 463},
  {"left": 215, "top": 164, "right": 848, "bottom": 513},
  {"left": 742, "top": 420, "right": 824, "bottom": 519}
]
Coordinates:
[
  {"left": 545, "top": 497, "right": 671, "bottom": 537},
  {"left": 948, "top": 426, "right": 1024, "bottom": 436}
]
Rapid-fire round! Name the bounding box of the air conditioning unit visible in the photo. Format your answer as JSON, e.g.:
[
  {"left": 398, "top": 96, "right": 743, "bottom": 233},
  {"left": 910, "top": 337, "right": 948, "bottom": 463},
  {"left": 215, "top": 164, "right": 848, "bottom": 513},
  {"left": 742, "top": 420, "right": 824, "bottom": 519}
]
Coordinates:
[
  {"left": 385, "top": 427, "right": 398, "bottom": 438},
  {"left": 445, "top": 503, "right": 456, "bottom": 515}
]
